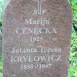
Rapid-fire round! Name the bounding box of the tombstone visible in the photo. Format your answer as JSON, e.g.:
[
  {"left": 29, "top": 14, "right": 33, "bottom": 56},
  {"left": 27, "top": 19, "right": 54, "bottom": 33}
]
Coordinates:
[{"left": 2, "top": 0, "right": 72, "bottom": 77}]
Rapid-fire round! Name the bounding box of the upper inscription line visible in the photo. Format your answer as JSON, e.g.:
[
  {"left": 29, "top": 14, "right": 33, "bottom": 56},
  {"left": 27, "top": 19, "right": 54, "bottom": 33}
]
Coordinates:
[{"left": 34, "top": 0, "right": 46, "bottom": 14}]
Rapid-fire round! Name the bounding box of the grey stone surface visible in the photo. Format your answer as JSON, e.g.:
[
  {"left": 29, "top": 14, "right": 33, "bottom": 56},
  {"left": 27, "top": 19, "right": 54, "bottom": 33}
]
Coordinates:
[{"left": 2, "top": 0, "right": 72, "bottom": 77}]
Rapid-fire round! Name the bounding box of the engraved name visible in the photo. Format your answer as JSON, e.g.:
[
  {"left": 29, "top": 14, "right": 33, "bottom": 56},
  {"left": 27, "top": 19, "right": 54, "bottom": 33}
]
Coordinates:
[
  {"left": 25, "top": 18, "right": 49, "bottom": 25},
  {"left": 11, "top": 47, "right": 62, "bottom": 53},
  {"left": 16, "top": 28, "right": 57, "bottom": 34},
  {"left": 11, "top": 55, "right": 61, "bottom": 63}
]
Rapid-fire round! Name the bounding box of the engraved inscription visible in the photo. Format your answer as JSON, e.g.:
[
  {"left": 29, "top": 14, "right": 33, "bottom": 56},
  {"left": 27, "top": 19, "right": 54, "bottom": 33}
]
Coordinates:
[
  {"left": 33, "top": 0, "right": 46, "bottom": 14},
  {"left": 16, "top": 28, "right": 57, "bottom": 34},
  {"left": 25, "top": 18, "right": 49, "bottom": 25},
  {"left": 9, "top": 0, "right": 63, "bottom": 70}
]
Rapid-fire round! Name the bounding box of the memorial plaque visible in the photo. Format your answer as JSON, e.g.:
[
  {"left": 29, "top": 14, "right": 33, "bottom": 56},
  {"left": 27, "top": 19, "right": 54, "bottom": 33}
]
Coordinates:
[{"left": 2, "top": 0, "right": 72, "bottom": 77}]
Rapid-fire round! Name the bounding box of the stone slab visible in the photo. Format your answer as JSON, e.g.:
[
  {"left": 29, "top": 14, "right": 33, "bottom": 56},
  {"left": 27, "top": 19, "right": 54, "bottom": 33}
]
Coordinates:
[{"left": 2, "top": 0, "right": 72, "bottom": 77}]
